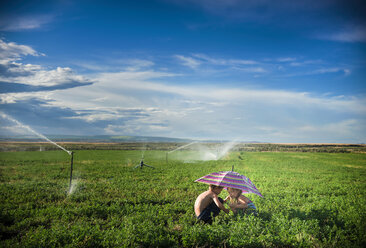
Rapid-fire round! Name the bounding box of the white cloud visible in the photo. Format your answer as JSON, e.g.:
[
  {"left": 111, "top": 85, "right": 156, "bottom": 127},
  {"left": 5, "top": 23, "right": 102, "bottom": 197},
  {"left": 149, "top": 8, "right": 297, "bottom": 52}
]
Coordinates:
[
  {"left": 69, "top": 113, "right": 125, "bottom": 123},
  {"left": 65, "top": 107, "right": 159, "bottom": 123},
  {"left": 0, "top": 92, "right": 52, "bottom": 104},
  {"left": 103, "top": 110, "right": 171, "bottom": 136},
  {"left": 175, "top": 55, "right": 201, "bottom": 69},
  {"left": 16, "top": 67, "right": 90, "bottom": 86},
  {"left": 0, "top": 15, "right": 54, "bottom": 31},
  {"left": 71, "top": 58, "right": 155, "bottom": 72},
  {"left": 289, "top": 60, "right": 322, "bottom": 66},
  {"left": 294, "top": 119, "right": 364, "bottom": 143},
  {"left": 25, "top": 69, "right": 363, "bottom": 117},
  {"left": 1, "top": 38, "right": 364, "bottom": 142},
  {"left": 277, "top": 57, "right": 297, "bottom": 62},
  {"left": 0, "top": 39, "right": 41, "bottom": 64},
  {"left": 97, "top": 70, "right": 177, "bottom": 82},
  {"left": 175, "top": 53, "right": 261, "bottom": 74},
  {"left": 125, "top": 59, "right": 155, "bottom": 71},
  {"left": 105, "top": 122, "right": 170, "bottom": 135},
  {"left": 5, "top": 67, "right": 359, "bottom": 142},
  {"left": 284, "top": 67, "right": 351, "bottom": 77},
  {"left": 0, "top": 39, "right": 90, "bottom": 87},
  {"left": 193, "top": 54, "right": 257, "bottom": 65},
  {"left": 1, "top": 65, "right": 91, "bottom": 87},
  {"left": 320, "top": 27, "right": 366, "bottom": 43},
  {"left": 233, "top": 67, "right": 267, "bottom": 73},
  {"left": 0, "top": 123, "right": 31, "bottom": 135},
  {"left": 2, "top": 66, "right": 365, "bottom": 142}
]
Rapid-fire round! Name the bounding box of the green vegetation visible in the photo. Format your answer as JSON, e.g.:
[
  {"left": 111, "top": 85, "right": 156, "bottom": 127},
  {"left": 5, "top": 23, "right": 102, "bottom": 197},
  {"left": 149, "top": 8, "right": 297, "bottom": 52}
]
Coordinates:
[{"left": 1, "top": 150, "right": 365, "bottom": 247}]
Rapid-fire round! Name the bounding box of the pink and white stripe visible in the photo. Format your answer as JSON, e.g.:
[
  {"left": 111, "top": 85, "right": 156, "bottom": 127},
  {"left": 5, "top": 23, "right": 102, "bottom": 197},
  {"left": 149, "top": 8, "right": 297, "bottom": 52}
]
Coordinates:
[{"left": 195, "top": 171, "right": 263, "bottom": 197}]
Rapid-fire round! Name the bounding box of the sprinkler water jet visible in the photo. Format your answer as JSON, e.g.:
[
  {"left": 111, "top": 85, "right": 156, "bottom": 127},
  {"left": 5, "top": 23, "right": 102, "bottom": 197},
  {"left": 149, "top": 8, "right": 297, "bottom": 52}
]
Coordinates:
[
  {"left": 1, "top": 112, "right": 75, "bottom": 192},
  {"left": 69, "top": 151, "right": 74, "bottom": 191},
  {"left": 166, "top": 141, "right": 198, "bottom": 162}
]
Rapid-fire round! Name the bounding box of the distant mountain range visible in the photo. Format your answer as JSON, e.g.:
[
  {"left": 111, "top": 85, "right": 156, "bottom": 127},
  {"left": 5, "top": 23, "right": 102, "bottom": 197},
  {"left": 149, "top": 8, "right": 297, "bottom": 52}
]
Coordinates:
[{"left": 0, "top": 134, "right": 262, "bottom": 143}]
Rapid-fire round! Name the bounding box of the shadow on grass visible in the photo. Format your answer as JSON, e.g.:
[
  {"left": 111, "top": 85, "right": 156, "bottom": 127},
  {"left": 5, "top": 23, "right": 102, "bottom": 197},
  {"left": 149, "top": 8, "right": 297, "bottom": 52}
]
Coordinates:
[
  {"left": 288, "top": 208, "right": 345, "bottom": 228},
  {"left": 257, "top": 211, "right": 272, "bottom": 221}
]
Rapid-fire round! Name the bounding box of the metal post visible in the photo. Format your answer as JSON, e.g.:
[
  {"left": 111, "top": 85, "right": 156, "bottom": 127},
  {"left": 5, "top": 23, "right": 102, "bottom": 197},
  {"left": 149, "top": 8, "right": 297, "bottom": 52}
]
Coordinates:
[{"left": 69, "top": 151, "right": 74, "bottom": 189}]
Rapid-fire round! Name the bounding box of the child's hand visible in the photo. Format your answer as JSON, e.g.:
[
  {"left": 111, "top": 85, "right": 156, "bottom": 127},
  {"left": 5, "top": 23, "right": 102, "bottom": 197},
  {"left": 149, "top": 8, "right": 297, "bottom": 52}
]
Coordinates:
[{"left": 229, "top": 203, "right": 236, "bottom": 208}]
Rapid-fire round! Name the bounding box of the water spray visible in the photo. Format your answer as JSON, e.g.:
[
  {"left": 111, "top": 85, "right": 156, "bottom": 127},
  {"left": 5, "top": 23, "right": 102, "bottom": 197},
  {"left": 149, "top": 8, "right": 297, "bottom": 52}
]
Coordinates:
[
  {"left": 0, "top": 112, "right": 72, "bottom": 155},
  {"left": 1, "top": 112, "right": 75, "bottom": 192},
  {"left": 166, "top": 141, "right": 198, "bottom": 162},
  {"left": 210, "top": 140, "right": 238, "bottom": 161},
  {"left": 168, "top": 141, "right": 198, "bottom": 154}
]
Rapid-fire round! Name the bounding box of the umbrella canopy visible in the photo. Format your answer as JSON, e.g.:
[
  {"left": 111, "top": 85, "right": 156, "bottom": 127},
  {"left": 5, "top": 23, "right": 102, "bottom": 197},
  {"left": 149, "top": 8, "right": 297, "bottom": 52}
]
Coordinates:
[{"left": 195, "top": 171, "right": 263, "bottom": 197}]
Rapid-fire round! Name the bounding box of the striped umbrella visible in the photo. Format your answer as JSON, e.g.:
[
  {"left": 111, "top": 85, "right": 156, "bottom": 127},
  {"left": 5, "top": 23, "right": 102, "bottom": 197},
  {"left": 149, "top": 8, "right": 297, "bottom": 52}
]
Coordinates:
[{"left": 195, "top": 171, "right": 263, "bottom": 197}]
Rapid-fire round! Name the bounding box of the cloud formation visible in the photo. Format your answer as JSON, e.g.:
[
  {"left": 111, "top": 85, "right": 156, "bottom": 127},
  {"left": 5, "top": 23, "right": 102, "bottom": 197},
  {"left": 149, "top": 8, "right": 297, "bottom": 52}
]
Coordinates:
[
  {"left": 175, "top": 55, "right": 201, "bottom": 69},
  {"left": 0, "top": 39, "right": 365, "bottom": 142},
  {"left": 175, "top": 53, "right": 263, "bottom": 73},
  {"left": 0, "top": 39, "right": 41, "bottom": 63},
  {"left": 20, "top": 66, "right": 362, "bottom": 142},
  {"left": 1, "top": 64, "right": 365, "bottom": 142},
  {"left": 0, "top": 39, "right": 91, "bottom": 88}
]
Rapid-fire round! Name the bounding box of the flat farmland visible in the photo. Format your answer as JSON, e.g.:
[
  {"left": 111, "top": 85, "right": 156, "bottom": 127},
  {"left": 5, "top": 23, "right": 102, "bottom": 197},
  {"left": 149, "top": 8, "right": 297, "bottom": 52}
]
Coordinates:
[{"left": 1, "top": 149, "right": 365, "bottom": 247}]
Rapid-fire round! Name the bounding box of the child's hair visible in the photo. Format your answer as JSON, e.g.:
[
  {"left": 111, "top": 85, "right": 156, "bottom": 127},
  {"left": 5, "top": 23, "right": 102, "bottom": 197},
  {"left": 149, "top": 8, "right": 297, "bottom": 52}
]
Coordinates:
[
  {"left": 228, "top": 188, "right": 243, "bottom": 203},
  {"left": 209, "top": 184, "right": 224, "bottom": 190}
]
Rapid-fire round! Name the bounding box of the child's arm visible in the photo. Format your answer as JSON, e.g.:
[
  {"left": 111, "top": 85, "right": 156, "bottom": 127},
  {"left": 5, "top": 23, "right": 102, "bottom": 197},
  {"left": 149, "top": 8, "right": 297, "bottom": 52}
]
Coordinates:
[
  {"left": 233, "top": 197, "right": 248, "bottom": 210},
  {"left": 213, "top": 195, "right": 230, "bottom": 213},
  {"left": 223, "top": 195, "right": 230, "bottom": 203}
]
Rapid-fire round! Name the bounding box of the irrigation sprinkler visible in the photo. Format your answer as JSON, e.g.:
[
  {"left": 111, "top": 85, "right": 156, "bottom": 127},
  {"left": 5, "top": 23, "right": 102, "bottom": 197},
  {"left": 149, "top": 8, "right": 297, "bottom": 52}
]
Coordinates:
[
  {"left": 134, "top": 154, "right": 154, "bottom": 169},
  {"left": 1, "top": 113, "right": 76, "bottom": 192},
  {"left": 69, "top": 151, "right": 74, "bottom": 190},
  {"left": 134, "top": 159, "right": 154, "bottom": 169}
]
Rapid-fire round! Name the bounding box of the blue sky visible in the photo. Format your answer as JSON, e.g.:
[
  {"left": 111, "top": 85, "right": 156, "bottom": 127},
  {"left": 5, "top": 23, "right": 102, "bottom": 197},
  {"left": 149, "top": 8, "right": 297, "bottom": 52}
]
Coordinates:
[{"left": 0, "top": 0, "right": 365, "bottom": 143}]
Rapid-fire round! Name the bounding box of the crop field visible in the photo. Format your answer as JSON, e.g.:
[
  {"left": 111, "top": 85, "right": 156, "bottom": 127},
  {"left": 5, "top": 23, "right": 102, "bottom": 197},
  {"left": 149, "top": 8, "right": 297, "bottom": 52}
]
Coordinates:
[{"left": 1, "top": 149, "right": 366, "bottom": 247}]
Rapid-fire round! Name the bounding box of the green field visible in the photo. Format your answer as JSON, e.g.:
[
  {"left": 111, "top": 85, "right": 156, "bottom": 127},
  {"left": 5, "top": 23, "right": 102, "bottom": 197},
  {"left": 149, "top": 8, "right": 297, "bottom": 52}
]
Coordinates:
[{"left": 1, "top": 150, "right": 366, "bottom": 247}]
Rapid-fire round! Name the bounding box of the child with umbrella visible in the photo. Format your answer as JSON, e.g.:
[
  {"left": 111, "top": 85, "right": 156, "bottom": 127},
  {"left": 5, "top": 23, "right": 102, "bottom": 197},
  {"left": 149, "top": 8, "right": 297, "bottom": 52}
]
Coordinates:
[
  {"left": 195, "top": 170, "right": 262, "bottom": 222},
  {"left": 194, "top": 184, "right": 230, "bottom": 224},
  {"left": 224, "top": 187, "right": 258, "bottom": 216}
]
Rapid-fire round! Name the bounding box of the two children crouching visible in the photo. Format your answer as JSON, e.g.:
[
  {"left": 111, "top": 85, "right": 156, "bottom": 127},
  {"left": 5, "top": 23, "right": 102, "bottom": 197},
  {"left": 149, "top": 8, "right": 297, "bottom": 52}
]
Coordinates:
[{"left": 194, "top": 184, "right": 258, "bottom": 224}]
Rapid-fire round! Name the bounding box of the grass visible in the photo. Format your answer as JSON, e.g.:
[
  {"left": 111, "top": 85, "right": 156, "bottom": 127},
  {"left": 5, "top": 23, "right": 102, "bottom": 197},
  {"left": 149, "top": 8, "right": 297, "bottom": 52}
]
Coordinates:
[{"left": 1, "top": 150, "right": 366, "bottom": 247}]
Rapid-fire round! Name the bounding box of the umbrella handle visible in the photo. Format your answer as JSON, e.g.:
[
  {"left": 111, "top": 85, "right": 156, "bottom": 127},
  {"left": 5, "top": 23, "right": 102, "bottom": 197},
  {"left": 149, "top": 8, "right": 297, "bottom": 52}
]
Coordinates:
[{"left": 232, "top": 165, "right": 234, "bottom": 171}]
